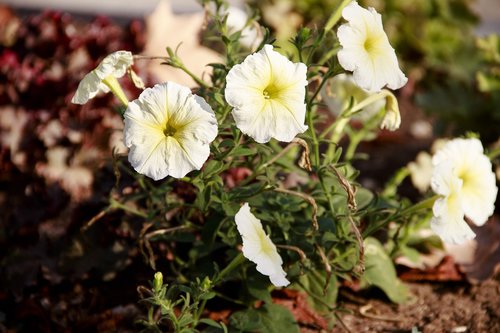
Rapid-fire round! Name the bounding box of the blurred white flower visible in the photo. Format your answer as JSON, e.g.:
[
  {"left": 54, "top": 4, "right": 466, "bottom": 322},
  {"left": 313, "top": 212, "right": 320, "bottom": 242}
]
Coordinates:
[
  {"left": 235, "top": 203, "right": 290, "bottom": 287},
  {"left": 225, "top": 6, "right": 262, "bottom": 50},
  {"left": 124, "top": 82, "right": 218, "bottom": 180},
  {"left": 225, "top": 44, "right": 308, "bottom": 143},
  {"left": 321, "top": 73, "right": 385, "bottom": 120},
  {"left": 430, "top": 162, "right": 475, "bottom": 244},
  {"left": 336, "top": 1, "right": 407, "bottom": 93},
  {"left": 432, "top": 138, "right": 497, "bottom": 227},
  {"left": 407, "top": 139, "right": 449, "bottom": 193},
  {"left": 408, "top": 151, "right": 433, "bottom": 193},
  {"left": 72, "top": 50, "right": 133, "bottom": 104}
]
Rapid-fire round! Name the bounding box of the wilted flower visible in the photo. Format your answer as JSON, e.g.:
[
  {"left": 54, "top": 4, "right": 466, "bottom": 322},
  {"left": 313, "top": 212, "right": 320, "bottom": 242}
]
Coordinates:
[
  {"left": 124, "top": 82, "right": 218, "bottom": 180},
  {"left": 225, "top": 44, "right": 308, "bottom": 143},
  {"left": 379, "top": 92, "right": 401, "bottom": 130},
  {"left": 72, "top": 50, "right": 133, "bottom": 105},
  {"left": 432, "top": 138, "right": 497, "bottom": 227},
  {"left": 336, "top": 1, "right": 407, "bottom": 93},
  {"left": 235, "top": 203, "right": 290, "bottom": 287}
]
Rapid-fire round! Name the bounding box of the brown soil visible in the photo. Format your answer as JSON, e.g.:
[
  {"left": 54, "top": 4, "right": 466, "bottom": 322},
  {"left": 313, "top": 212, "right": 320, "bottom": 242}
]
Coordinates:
[{"left": 332, "top": 278, "right": 500, "bottom": 333}]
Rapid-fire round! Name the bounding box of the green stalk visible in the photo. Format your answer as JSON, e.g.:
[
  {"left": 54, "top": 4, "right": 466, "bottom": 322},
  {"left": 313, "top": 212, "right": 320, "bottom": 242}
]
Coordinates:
[
  {"left": 102, "top": 75, "right": 129, "bottom": 107},
  {"left": 324, "top": 0, "right": 351, "bottom": 32},
  {"left": 215, "top": 253, "right": 245, "bottom": 284},
  {"left": 487, "top": 146, "right": 500, "bottom": 160},
  {"left": 399, "top": 195, "right": 440, "bottom": 216},
  {"left": 109, "top": 197, "right": 148, "bottom": 218}
]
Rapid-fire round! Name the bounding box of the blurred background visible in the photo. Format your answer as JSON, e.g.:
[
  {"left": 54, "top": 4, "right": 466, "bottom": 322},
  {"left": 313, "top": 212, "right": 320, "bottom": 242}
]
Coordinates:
[{"left": 0, "top": 0, "right": 499, "bottom": 331}]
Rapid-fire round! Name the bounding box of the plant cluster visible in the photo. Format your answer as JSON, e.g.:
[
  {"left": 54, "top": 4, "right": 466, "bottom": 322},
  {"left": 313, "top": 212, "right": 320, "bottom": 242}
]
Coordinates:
[{"left": 71, "top": 0, "right": 498, "bottom": 331}]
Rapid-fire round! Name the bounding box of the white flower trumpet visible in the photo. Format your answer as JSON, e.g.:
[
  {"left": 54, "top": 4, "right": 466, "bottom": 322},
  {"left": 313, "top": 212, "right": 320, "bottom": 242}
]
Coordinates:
[
  {"left": 72, "top": 50, "right": 133, "bottom": 105},
  {"left": 235, "top": 203, "right": 290, "bottom": 287}
]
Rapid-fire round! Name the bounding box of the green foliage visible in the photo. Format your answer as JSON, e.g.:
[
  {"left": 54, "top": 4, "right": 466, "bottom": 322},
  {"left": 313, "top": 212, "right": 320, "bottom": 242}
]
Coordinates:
[
  {"left": 362, "top": 238, "right": 410, "bottom": 304},
  {"left": 230, "top": 304, "right": 299, "bottom": 333},
  {"left": 76, "top": 0, "right": 466, "bottom": 331}
]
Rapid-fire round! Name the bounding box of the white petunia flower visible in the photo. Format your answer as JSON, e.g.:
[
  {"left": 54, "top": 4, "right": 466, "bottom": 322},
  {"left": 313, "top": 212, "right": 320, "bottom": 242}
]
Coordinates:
[
  {"left": 430, "top": 161, "right": 475, "bottom": 244},
  {"left": 336, "top": 1, "right": 408, "bottom": 93},
  {"left": 72, "top": 50, "right": 133, "bottom": 105},
  {"left": 235, "top": 203, "right": 290, "bottom": 287},
  {"left": 124, "top": 81, "right": 218, "bottom": 180},
  {"left": 432, "top": 138, "right": 497, "bottom": 227},
  {"left": 225, "top": 44, "right": 308, "bottom": 143}
]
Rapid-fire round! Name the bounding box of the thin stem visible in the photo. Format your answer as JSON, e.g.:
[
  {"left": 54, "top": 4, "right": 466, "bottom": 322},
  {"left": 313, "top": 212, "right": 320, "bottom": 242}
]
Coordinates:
[
  {"left": 274, "top": 187, "right": 318, "bottom": 231},
  {"left": 487, "top": 146, "right": 500, "bottom": 160},
  {"left": 215, "top": 253, "right": 245, "bottom": 284},
  {"left": 307, "top": 108, "right": 320, "bottom": 167},
  {"left": 399, "top": 195, "right": 439, "bottom": 216},
  {"left": 178, "top": 63, "right": 211, "bottom": 89},
  {"left": 324, "top": 0, "right": 351, "bottom": 32},
  {"left": 318, "top": 171, "right": 342, "bottom": 235},
  {"left": 133, "top": 55, "right": 210, "bottom": 88},
  {"left": 110, "top": 197, "right": 148, "bottom": 218}
]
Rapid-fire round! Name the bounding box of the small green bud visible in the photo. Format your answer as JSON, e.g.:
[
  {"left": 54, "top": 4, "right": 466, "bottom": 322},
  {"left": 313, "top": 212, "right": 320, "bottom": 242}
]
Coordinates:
[
  {"left": 201, "top": 276, "right": 212, "bottom": 291},
  {"left": 153, "top": 272, "right": 163, "bottom": 292}
]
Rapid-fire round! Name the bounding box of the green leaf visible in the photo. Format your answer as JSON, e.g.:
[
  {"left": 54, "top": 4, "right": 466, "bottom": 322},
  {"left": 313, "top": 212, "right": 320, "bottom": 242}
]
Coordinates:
[
  {"left": 246, "top": 274, "right": 272, "bottom": 303},
  {"left": 229, "top": 147, "right": 255, "bottom": 157},
  {"left": 203, "top": 160, "right": 225, "bottom": 178},
  {"left": 199, "top": 318, "right": 224, "bottom": 329},
  {"left": 361, "top": 237, "right": 411, "bottom": 304},
  {"left": 230, "top": 304, "right": 299, "bottom": 333},
  {"left": 296, "top": 269, "right": 337, "bottom": 313},
  {"left": 355, "top": 188, "right": 374, "bottom": 209}
]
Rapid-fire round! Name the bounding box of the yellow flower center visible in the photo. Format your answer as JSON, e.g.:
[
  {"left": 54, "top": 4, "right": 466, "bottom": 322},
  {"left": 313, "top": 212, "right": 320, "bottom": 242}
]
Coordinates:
[
  {"left": 163, "top": 123, "right": 177, "bottom": 137},
  {"left": 363, "top": 33, "right": 383, "bottom": 56},
  {"left": 263, "top": 82, "right": 280, "bottom": 100}
]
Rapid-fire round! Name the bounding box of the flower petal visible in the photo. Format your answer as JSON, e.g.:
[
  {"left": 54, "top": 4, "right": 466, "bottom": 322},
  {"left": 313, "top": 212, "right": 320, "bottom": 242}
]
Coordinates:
[
  {"left": 72, "top": 50, "right": 134, "bottom": 105},
  {"left": 337, "top": 1, "right": 407, "bottom": 92},
  {"left": 235, "top": 203, "right": 290, "bottom": 287},
  {"left": 225, "top": 44, "right": 308, "bottom": 143},
  {"left": 124, "top": 82, "right": 218, "bottom": 180},
  {"left": 430, "top": 161, "right": 475, "bottom": 244},
  {"left": 71, "top": 72, "right": 102, "bottom": 104}
]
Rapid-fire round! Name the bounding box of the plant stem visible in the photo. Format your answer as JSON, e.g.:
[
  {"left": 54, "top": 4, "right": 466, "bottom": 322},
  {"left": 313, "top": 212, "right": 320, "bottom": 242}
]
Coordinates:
[
  {"left": 487, "top": 146, "right": 500, "bottom": 160},
  {"left": 215, "top": 253, "right": 245, "bottom": 284},
  {"left": 133, "top": 54, "right": 210, "bottom": 88},
  {"left": 102, "top": 75, "right": 129, "bottom": 107},
  {"left": 110, "top": 197, "right": 148, "bottom": 218},
  {"left": 399, "top": 195, "right": 439, "bottom": 216},
  {"left": 324, "top": 0, "right": 351, "bottom": 32}
]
